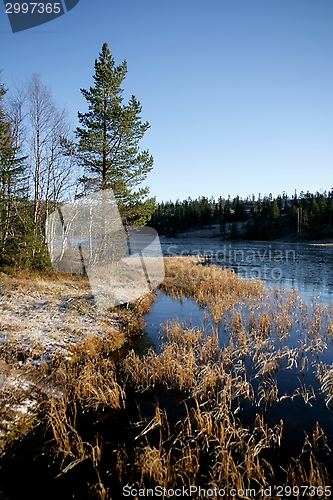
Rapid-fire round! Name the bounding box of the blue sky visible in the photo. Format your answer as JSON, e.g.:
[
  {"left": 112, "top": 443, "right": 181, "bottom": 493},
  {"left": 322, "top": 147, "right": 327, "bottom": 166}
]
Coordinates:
[{"left": 1, "top": 0, "right": 332, "bottom": 203}]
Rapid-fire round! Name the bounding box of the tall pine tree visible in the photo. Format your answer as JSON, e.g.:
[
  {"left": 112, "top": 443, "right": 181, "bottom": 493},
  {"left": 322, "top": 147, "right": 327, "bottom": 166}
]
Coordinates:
[{"left": 76, "top": 43, "right": 155, "bottom": 226}]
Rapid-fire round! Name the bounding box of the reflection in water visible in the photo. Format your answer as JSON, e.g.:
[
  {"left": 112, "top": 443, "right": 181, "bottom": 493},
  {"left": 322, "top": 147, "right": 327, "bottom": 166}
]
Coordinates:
[
  {"left": 141, "top": 289, "right": 333, "bottom": 465},
  {"left": 122, "top": 240, "right": 333, "bottom": 467}
]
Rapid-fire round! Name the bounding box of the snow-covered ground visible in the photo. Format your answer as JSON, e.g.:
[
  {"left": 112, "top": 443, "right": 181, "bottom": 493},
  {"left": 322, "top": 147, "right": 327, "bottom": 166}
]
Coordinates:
[
  {"left": 0, "top": 274, "right": 121, "bottom": 359},
  {"left": 0, "top": 272, "right": 122, "bottom": 447}
]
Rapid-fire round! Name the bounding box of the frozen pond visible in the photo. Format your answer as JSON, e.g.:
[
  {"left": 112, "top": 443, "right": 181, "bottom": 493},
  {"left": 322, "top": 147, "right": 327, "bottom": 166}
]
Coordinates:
[{"left": 160, "top": 237, "right": 333, "bottom": 304}]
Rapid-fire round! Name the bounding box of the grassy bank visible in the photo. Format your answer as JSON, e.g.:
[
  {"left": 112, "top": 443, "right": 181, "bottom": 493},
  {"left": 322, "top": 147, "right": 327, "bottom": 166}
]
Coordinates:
[
  {"left": 0, "top": 258, "right": 333, "bottom": 498},
  {"left": 0, "top": 270, "right": 154, "bottom": 454}
]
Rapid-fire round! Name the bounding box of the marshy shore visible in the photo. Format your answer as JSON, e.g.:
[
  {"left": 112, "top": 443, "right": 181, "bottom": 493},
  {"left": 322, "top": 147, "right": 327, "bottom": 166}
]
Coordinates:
[{"left": 0, "top": 257, "right": 333, "bottom": 498}]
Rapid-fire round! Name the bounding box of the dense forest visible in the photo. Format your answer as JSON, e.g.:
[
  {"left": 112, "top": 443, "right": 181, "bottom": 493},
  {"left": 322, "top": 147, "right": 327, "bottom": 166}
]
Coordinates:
[{"left": 149, "top": 190, "right": 333, "bottom": 240}]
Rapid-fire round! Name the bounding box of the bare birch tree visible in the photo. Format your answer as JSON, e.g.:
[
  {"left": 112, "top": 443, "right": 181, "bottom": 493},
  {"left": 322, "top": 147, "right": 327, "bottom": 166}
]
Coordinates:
[
  {"left": 26, "top": 74, "right": 76, "bottom": 229},
  {"left": 1, "top": 74, "right": 77, "bottom": 268}
]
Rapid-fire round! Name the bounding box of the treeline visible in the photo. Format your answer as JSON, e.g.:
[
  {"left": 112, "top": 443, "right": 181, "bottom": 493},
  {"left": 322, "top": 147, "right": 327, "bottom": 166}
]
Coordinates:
[{"left": 149, "top": 191, "right": 333, "bottom": 240}]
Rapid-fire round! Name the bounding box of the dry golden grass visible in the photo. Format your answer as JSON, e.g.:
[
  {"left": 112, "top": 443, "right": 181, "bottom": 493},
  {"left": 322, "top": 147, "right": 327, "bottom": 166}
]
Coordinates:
[
  {"left": 0, "top": 257, "right": 332, "bottom": 495},
  {"left": 161, "top": 257, "right": 265, "bottom": 323},
  {"left": 316, "top": 363, "right": 333, "bottom": 408},
  {"left": 0, "top": 270, "right": 155, "bottom": 455}
]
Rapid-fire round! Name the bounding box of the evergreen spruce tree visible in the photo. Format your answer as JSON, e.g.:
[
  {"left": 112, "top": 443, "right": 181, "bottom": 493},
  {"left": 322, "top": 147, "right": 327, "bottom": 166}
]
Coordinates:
[
  {"left": 76, "top": 43, "right": 155, "bottom": 226},
  {"left": 270, "top": 199, "right": 280, "bottom": 227},
  {"left": 0, "top": 75, "right": 27, "bottom": 258}
]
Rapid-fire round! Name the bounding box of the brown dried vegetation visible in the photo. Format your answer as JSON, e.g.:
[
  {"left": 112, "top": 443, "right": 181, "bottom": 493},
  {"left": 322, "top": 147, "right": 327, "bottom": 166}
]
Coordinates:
[{"left": 0, "top": 258, "right": 332, "bottom": 497}]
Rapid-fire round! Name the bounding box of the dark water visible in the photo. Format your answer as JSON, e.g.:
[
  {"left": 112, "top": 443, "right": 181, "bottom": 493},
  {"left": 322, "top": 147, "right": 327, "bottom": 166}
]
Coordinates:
[
  {"left": 130, "top": 239, "right": 333, "bottom": 465},
  {"left": 140, "top": 290, "right": 333, "bottom": 466}
]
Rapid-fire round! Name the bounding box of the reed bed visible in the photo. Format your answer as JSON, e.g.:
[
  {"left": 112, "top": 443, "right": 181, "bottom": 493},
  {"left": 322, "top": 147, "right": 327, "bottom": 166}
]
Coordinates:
[
  {"left": 0, "top": 257, "right": 332, "bottom": 497},
  {"left": 161, "top": 257, "right": 266, "bottom": 323}
]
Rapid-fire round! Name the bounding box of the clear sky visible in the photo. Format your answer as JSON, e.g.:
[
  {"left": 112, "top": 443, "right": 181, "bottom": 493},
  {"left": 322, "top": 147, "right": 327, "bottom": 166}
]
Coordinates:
[{"left": 1, "top": 0, "right": 332, "bottom": 203}]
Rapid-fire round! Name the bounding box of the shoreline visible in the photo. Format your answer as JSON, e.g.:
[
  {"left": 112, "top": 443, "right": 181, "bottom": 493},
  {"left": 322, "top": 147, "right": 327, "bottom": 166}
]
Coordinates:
[{"left": 160, "top": 232, "right": 333, "bottom": 245}]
